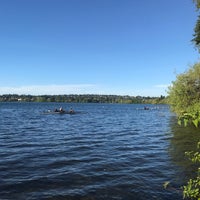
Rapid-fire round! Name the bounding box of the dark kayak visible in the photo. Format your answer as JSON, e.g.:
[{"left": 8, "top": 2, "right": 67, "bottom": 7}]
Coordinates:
[{"left": 43, "top": 110, "right": 76, "bottom": 115}]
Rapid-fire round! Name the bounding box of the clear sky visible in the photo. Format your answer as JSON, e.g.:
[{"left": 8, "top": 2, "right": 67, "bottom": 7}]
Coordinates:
[{"left": 0, "top": 0, "right": 199, "bottom": 96}]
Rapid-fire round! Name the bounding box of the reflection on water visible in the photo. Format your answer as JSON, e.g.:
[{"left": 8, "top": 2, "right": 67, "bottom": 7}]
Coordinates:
[{"left": 169, "top": 116, "right": 200, "bottom": 184}]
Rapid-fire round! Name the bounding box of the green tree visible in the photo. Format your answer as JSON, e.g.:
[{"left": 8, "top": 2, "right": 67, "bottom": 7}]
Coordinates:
[
  {"left": 192, "top": 0, "right": 200, "bottom": 50},
  {"left": 193, "top": 0, "right": 200, "bottom": 8},
  {"left": 168, "top": 63, "right": 200, "bottom": 127},
  {"left": 167, "top": 1, "right": 200, "bottom": 199}
]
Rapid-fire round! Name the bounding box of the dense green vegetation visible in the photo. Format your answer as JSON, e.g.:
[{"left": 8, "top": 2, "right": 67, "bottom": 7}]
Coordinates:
[
  {"left": 168, "top": 0, "right": 200, "bottom": 127},
  {"left": 168, "top": 63, "right": 200, "bottom": 127},
  {"left": 192, "top": 0, "right": 200, "bottom": 50},
  {"left": 167, "top": 0, "right": 200, "bottom": 127},
  {"left": 167, "top": 63, "right": 200, "bottom": 198},
  {"left": 167, "top": 1, "right": 200, "bottom": 199},
  {"left": 183, "top": 142, "right": 200, "bottom": 200},
  {"left": 0, "top": 94, "right": 167, "bottom": 104}
]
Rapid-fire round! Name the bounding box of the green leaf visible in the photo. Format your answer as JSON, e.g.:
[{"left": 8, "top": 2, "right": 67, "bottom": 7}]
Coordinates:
[
  {"left": 193, "top": 118, "right": 199, "bottom": 127},
  {"left": 184, "top": 119, "right": 189, "bottom": 127},
  {"left": 163, "top": 181, "right": 170, "bottom": 189}
]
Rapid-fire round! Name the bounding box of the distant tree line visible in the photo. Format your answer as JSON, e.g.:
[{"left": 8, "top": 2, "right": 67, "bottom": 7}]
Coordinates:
[{"left": 0, "top": 94, "right": 167, "bottom": 104}]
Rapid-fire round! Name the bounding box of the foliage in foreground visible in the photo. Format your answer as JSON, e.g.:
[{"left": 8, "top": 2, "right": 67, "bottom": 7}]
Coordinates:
[
  {"left": 168, "top": 62, "right": 200, "bottom": 127},
  {"left": 183, "top": 142, "right": 200, "bottom": 200},
  {"left": 167, "top": 1, "right": 200, "bottom": 199},
  {"left": 167, "top": 63, "right": 200, "bottom": 199},
  {"left": 167, "top": 62, "right": 200, "bottom": 199}
]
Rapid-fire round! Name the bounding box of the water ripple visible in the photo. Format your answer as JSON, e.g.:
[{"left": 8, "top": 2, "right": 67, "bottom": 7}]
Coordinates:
[{"left": 0, "top": 103, "right": 193, "bottom": 200}]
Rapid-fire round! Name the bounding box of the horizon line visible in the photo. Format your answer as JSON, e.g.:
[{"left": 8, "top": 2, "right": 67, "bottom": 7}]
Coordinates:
[{"left": 0, "top": 93, "right": 166, "bottom": 98}]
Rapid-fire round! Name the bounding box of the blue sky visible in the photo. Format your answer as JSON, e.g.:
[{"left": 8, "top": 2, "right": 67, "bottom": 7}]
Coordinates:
[{"left": 0, "top": 0, "right": 199, "bottom": 96}]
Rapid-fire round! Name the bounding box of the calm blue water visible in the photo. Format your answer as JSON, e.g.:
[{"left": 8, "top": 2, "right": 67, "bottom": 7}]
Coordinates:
[{"left": 1, "top": 103, "right": 200, "bottom": 200}]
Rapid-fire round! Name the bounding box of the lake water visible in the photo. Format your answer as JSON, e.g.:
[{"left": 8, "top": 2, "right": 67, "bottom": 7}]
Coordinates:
[{"left": 1, "top": 102, "right": 200, "bottom": 200}]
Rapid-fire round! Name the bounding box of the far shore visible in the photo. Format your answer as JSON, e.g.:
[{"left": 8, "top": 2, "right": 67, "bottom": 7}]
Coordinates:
[{"left": 0, "top": 94, "right": 167, "bottom": 104}]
